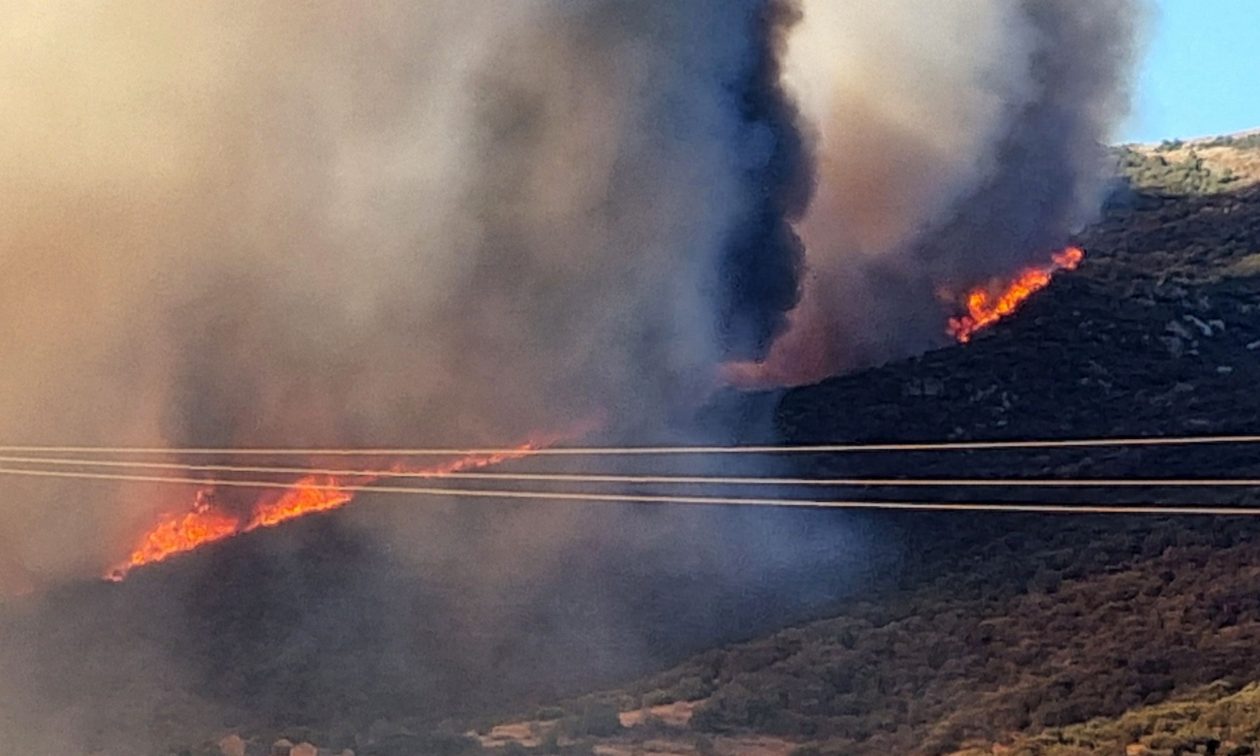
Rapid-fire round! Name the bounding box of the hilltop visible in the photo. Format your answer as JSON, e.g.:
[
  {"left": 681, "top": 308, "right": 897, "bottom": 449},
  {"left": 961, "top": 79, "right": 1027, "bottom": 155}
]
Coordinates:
[{"left": 1122, "top": 130, "right": 1260, "bottom": 195}]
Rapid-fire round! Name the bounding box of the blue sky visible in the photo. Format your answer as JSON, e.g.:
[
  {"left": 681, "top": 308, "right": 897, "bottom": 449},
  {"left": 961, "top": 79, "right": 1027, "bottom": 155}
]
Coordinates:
[{"left": 1123, "top": 0, "right": 1260, "bottom": 143}]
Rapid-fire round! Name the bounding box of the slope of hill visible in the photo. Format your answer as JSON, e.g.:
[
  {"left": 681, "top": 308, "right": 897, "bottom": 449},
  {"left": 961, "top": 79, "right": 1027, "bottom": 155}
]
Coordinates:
[
  {"left": 975, "top": 681, "right": 1260, "bottom": 756},
  {"left": 452, "top": 138, "right": 1260, "bottom": 756},
  {"left": 8, "top": 136, "right": 1260, "bottom": 756},
  {"left": 467, "top": 528, "right": 1260, "bottom": 756}
]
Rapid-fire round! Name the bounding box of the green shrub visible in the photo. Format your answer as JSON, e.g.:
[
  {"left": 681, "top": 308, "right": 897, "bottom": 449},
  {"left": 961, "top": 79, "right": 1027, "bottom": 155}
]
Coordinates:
[
  {"left": 673, "top": 676, "right": 711, "bottom": 701},
  {"left": 642, "top": 675, "right": 712, "bottom": 707},
  {"left": 1112, "top": 146, "right": 1238, "bottom": 194},
  {"left": 1205, "top": 132, "right": 1260, "bottom": 150},
  {"left": 641, "top": 689, "right": 674, "bottom": 707},
  {"left": 564, "top": 702, "right": 621, "bottom": 738}
]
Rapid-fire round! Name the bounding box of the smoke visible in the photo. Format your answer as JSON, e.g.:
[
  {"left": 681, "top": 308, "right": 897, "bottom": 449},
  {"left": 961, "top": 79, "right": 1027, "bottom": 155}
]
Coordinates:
[
  {"left": 0, "top": 0, "right": 1146, "bottom": 751},
  {"left": 0, "top": 0, "right": 1144, "bottom": 584},
  {"left": 737, "top": 0, "right": 1143, "bottom": 384},
  {"left": 0, "top": 0, "right": 810, "bottom": 579},
  {"left": 0, "top": 2, "right": 822, "bottom": 752}
]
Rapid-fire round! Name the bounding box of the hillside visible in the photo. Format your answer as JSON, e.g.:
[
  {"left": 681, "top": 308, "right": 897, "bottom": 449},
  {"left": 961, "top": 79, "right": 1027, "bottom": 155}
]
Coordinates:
[
  {"left": 477, "top": 529, "right": 1260, "bottom": 756},
  {"left": 973, "top": 681, "right": 1260, "bottom": 756},
  {"left": 446, "top": 138, "right": 1260, "bottom": 756},
  {"left": 7, "top": 136, "right": 1260, "bottom": 756}
]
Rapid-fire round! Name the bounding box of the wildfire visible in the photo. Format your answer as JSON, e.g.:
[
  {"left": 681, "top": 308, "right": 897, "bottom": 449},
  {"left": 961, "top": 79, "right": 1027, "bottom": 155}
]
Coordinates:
[
  {"left": 946, "top": 246, "right": 1084, "bottom": 343},
  {"left": 106, "top": 437, "right": 562, "bottom": 582}
]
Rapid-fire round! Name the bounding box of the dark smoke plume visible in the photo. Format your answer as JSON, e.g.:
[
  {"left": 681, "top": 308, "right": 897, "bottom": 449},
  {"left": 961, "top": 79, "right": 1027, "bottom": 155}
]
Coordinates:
[{"left": 741, "top": 0, "right": 1144, "bottom": 383}]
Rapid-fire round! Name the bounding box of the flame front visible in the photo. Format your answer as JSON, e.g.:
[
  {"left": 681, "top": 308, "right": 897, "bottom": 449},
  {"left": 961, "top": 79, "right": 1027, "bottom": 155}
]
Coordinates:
[
  {"left": 106, "top": 438, "right": 558, "bottom": 581},
  {"left": 946, "top": 246, "right": 1084, "bottom": 343},
  {"left": 245, "top": 476, "right": 358, "bottom": 531}
]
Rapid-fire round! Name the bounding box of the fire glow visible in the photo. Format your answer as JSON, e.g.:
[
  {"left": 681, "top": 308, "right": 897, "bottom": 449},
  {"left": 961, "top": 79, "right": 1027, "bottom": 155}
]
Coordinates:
[
  {"left": 106, "top": 442, "right": 547, "bottom": 582},
  {"left": 947, "top": 246, "right": 1084, "bottom": 343}
]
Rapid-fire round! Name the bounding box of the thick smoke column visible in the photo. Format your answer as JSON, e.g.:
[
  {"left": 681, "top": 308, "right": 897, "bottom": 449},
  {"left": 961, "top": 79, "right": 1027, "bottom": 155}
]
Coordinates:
[{"left": 736, "top": 0, "right": 1143, "bottom": 385}]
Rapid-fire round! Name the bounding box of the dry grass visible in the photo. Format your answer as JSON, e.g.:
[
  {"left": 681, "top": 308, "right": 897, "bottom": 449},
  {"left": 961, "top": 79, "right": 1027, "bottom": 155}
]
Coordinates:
[{"left": 1129, "top": 131, "right": 1260, "bottom": 190}]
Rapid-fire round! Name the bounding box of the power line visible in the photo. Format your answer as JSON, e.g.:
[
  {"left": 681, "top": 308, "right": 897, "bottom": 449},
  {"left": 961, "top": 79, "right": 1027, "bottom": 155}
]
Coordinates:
[
  {"left": 0, "top": 434, "right": 1257, "bottom": 457},
  {"left": 4, "top": 453, "right": 1260, "bottom": 488},
  {"left": 2, "top": 464, "right": 1260, "bottom": 516}
]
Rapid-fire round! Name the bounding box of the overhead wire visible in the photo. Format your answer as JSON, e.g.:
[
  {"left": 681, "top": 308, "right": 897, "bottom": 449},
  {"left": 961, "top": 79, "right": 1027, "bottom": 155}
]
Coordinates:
[
  {"left": 2, "top": 453, "right": 1260, "bottom": 489},
  {"left": 2, "top": 463, "right": 1260, "bottom": 516},
  {"left": 0, "top": 433, "right": 1260, "bottom": 457}
]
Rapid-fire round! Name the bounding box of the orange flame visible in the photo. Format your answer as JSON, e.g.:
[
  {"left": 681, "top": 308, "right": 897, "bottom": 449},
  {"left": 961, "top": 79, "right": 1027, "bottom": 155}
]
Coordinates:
[
  {"left": 106, "top": 429, "right": 586, "bottom": 582},
  {"left": 111, "top": 490, "right": 242, "bottom": 579},
  {"left": 946, "top": 246, "right": 1083, "bottom": 343}
]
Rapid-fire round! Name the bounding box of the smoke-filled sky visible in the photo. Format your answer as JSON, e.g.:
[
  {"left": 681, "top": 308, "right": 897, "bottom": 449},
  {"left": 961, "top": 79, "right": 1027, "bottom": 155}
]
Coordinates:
[
  {"left": 0, "top": 0, "right": 1140, "bottom": 581},
  {"left": 0, "top": 0, "right": 810, "bottom": 581}
]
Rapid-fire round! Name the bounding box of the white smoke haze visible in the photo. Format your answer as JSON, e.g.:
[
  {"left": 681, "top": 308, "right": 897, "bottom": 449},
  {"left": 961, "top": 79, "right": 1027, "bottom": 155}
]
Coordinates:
[{"left": 786, "top": 0, "right": 1034, "bottom": 247}]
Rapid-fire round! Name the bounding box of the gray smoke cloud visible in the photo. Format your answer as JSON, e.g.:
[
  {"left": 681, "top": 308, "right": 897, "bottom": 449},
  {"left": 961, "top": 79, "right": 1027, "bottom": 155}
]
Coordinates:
[
  {"left": 0, "top": 0, "right": 1144, "bottom": 588},
  {"left": 0, "top": 2, "right": 818, "bottom": 752},
  {"left": 734, "top": 0, "right": 1143, "bottom": 384},
  {"left": 0, "top": 0, "right": 808, "bottom": 582}
]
